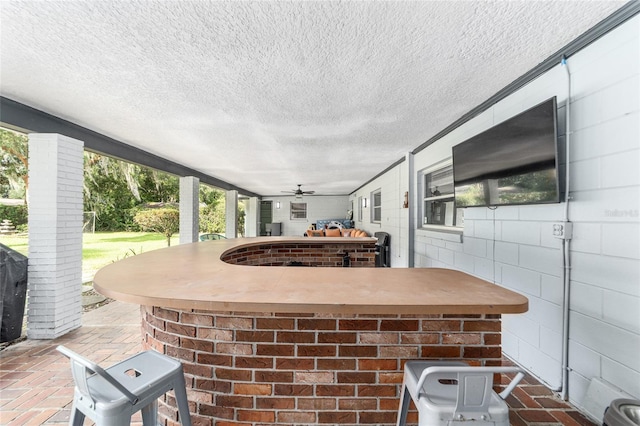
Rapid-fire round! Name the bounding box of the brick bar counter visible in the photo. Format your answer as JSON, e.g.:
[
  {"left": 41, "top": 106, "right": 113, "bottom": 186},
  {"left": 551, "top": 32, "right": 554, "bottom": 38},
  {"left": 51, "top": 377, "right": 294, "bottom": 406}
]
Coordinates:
[{"left": 94, "top": 237, "right": 528, "bottom": 426}]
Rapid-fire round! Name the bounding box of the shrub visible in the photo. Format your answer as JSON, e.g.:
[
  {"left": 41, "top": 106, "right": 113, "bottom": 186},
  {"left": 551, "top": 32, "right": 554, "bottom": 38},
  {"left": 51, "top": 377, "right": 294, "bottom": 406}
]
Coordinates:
[
  {"left": 0, "top": 204, "right": 28, "bottom": 226},
  {"left": 199, "top": 205, "right": 224, "bottom": 234},
  {"left": 133, "top": 208, "right": 179, "bottom": 246},
  {"left": 198, "top": 199, "right": 245, "bottom": 236}
]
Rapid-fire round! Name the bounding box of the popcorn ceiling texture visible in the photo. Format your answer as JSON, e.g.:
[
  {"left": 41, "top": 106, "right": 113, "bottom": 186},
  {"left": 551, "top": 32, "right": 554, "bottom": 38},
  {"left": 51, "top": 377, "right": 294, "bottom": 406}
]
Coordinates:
[{"left": 0, "top": 1, "right": 625, "bottom": 195}]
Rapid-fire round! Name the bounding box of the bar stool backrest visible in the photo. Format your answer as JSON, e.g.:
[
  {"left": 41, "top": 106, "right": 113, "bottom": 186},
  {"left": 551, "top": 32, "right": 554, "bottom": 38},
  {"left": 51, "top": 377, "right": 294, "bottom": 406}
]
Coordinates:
[
  {"left": 417, "top": 366, "right": 524, "bottom": 422},
  {"left": 398, "top": 361, "right": 525, "bottom": 426},
  {"left": 455, "top": 370, "right": 494, "bottom": 418},
  {"left": 56, "top": 345, "right": 138, "bottom": 407}
]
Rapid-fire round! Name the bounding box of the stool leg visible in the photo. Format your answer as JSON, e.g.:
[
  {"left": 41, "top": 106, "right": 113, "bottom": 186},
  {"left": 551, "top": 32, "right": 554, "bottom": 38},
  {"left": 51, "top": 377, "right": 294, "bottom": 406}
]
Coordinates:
[
  {"left": 100, "top": 416, "right": 133, "bottom": 426},
  {"left": 397, "top": 384, "right": 411, "bottom": 426},
  {"left": 141, "top": 400, "right": 158, "bottom": 425},
  {"left": 69, "top": 406, "right": 85, "bottom": 426},
  {"left": 173, "top": 373, "right": 192, "bottom": 426}
]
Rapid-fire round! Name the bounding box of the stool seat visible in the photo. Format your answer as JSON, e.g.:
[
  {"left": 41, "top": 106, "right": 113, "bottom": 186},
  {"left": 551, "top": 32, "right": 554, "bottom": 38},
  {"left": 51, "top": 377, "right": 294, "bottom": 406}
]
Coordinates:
[
  {"left": 397, "top": 360, "right": 524, "bottom": 426},
  {"left": 57, "top": 345, "right": 192, "bottom": 426}
]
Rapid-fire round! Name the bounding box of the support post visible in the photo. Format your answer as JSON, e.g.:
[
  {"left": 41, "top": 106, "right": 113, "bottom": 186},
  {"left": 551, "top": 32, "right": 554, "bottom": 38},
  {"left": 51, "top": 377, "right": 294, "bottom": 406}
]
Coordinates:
[
  {"left": 225, "top": 190, "right": 238, "bottom": 238},
  {"left": 407, "top": 152, "right": 415, "bottom": 267},
  {"left": 27, "top": 133, "right": 84, "bottom": 339},
  {"left": 179, "top": 176, "right": 200, "bottom": 244},
  {"left": 244, "top": 197, "right": 259, "bottom": 237}
]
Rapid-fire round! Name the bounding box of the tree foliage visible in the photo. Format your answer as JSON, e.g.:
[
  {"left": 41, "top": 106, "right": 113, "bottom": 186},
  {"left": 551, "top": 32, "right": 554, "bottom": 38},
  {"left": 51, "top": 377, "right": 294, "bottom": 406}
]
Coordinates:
[
  {"left": 84, "top": 153, "right": 139, "bottom": 231},
  {"left": 199, "top": 186, "right": 245, "bottom": 236},
  {"left": 0, "top": 204, "right": 28, "bottom": 226},
  {"left": 0, "top": 128, "right": 28, "bottom": 200},
  {"left": 84, "top": 153, "right": 180, "bottom": 231},
  {"left": 133, "top": 208, "right": 180, "bottom": 246},
  {"left": 139, "top": 169, "right": 179, "bottom": 203},
  {"left": 199, "top": 186, "right": 225, "bottom": 233},
  {"left": 0, "top": 129, "right": 243, "bottom": 235}
]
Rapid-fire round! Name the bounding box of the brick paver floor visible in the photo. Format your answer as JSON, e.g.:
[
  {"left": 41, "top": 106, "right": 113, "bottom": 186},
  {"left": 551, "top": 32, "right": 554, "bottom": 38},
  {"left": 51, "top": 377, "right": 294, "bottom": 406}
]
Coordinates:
[{"left": 0, "top": 301, "right": 598, "bottom": 425}]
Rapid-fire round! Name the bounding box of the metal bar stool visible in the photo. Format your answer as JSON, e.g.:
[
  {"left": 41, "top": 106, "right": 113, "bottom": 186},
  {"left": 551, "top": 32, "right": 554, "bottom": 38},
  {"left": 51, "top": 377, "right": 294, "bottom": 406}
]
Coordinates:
[
  {"left": 57, "top": 345, "right": 192, "bottom": 426},
  {"left": 397, "top": 360, "right": 524, "bottom": 426}
]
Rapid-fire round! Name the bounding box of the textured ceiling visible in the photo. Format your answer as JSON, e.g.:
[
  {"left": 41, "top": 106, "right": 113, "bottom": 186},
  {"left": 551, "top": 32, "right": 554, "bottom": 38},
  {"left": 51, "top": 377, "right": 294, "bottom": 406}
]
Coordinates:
[{"left": 0, "top": 1, "right": 627, "bottom": 196}]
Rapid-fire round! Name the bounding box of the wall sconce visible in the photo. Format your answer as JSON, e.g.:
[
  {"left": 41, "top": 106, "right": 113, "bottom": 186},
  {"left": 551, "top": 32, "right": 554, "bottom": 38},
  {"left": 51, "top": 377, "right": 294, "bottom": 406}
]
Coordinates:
[
  {"left": 275, "top": 201, "right": 281, "bottom": 209},
  {"left": 403, "top": 191, "right": 409, "bottom": 209},
  {"left": 362, "top": 198, "right": 368, "bottom": 208}
]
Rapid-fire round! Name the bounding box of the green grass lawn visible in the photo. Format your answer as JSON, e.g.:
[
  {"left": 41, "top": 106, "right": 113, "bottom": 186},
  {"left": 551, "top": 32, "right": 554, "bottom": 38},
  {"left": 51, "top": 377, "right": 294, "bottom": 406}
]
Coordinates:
[{"left": 1, "top": 232, "right": 179, "bottom": 282}]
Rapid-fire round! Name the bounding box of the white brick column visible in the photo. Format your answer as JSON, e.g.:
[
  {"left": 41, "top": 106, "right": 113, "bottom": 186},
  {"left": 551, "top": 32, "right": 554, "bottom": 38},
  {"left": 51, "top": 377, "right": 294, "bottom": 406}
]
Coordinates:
[
  {"left": 179, "top": 176, "right": 199, "bottom": 244},
  {"left": 225, "top": 190, "right": 238, "bottom": 238},
  {"left": 244, "top": 197, "right": 259, "bottom": 237},
  {"left": 27, "top": 134, "right": 84, "bottom": 339}
]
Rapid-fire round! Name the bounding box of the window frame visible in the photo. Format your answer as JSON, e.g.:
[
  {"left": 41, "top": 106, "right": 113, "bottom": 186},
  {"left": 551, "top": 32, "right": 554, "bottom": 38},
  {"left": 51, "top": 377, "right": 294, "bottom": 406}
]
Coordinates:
[
  {"left": 419, "top": 161, "right": 463, "bottom": 232},
  {"left": 371, "top": 189, "right": 382, "bottom": 224},
  {"left": 290, "top": 202, "right": 307, "bottom": 220}
]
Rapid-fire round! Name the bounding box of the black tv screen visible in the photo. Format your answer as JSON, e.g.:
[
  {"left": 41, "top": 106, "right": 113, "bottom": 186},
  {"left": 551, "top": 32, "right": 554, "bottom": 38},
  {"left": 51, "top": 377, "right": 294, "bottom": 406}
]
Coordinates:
[{"left": 453, "top": 97, "right": 560, "bottom": 207}]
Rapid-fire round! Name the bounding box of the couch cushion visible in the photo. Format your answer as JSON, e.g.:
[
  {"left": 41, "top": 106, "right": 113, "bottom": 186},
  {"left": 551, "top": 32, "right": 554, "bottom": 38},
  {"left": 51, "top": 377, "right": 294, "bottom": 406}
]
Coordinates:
[
  {"left": 325, "top": 228, "right": 342, "bottom": 237},
  {"left": 340, "top": 229, "right": 353, "bottom": 237}
]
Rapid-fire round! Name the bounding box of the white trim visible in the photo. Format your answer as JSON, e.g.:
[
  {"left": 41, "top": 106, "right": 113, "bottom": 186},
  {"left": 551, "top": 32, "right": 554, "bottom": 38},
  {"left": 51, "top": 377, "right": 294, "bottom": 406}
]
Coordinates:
[{"left": 416, "top": 226, "right": 463, "bottom": 243}]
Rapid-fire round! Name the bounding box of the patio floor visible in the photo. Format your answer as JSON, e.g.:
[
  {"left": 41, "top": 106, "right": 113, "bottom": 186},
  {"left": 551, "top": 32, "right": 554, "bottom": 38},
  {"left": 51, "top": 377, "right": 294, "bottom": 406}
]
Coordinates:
[{"left": 0, "top": 301, "right": 599, "bottom": 426}]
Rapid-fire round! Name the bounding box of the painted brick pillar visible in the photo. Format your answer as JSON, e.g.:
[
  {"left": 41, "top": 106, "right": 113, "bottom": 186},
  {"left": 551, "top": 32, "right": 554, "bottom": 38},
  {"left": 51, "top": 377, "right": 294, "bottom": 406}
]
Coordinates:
[
  {"left": 225, "top": 190, "right": 238, "bottom": 238},
  {"left": 244, "top": 197, "right": 259, "bottom": 237},
  {"left": 27, "top": 133, "right": 84, "bottom": 339},
  {"left": 179, "top": 176, "right": 199, "bottom": 244}
]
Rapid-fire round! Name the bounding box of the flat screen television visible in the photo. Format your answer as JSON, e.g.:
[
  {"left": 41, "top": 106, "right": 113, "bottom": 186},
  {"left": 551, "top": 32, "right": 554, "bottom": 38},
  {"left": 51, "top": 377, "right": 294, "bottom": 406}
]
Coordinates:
[{"left": 452, "top": 97, "right": 560, "bottom": 208}]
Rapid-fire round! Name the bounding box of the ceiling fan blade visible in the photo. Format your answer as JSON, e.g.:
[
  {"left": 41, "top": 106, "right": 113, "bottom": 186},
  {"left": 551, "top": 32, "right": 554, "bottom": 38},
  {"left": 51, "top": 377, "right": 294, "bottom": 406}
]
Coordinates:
[{"left": 281, "top": 185, "right": 314, "bottom": 195}]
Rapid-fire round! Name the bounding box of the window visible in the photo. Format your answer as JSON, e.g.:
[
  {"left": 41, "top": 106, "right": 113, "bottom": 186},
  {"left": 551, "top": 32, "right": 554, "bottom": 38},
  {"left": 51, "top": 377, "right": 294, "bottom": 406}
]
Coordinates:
[
  {"left": 371, "top": 189, "right": 381, "bottom": 223},
  {"left": 358, "top": 196, "right": 363, "bottom": 221},
  {"left": 290, "top": 202, "right": 307, "bottom": 220},
  {"left": 422, "top": 164, "right": 462, "bottom": 228}
]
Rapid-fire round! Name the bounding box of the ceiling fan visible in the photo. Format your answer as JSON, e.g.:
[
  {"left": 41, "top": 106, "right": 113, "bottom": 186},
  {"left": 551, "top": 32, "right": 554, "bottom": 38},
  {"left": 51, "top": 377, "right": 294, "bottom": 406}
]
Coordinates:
[{"left": 282, "top": 184, "right": 315, "bottom": 198}]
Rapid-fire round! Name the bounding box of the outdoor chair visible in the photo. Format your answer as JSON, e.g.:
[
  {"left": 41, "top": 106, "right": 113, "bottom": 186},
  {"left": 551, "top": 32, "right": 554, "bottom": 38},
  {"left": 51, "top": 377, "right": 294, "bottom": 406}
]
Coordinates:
[
  {"left": 199, "top": 233, "right": 226, "bottom": 241},
  {"left": 397, "top": 360, "right": 524, "bottom": 426},
  {"left": 57, "top": 345, "right": 191, "bottom": 426}
]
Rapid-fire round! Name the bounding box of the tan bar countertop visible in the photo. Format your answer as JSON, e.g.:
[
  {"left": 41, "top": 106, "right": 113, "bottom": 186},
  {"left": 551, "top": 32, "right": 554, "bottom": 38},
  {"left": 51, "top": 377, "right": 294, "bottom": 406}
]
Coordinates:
[{"left": 93, "top": 237, "right": 528, "bottom": 315}]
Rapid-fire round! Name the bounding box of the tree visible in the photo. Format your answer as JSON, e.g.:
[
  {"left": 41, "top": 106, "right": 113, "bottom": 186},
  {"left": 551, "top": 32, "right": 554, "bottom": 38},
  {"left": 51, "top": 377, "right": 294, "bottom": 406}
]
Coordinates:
[
  {"left": 133, "top": 208, "right": 180, "bottom": 246},
  {"left": 198, "top": 186, "right": 246, "bottom": 236},
  {"left": 139, "top": 169, "right": 179, "bottom": 203},
  {"left": 0, "top": 131, "right": 186, "bottom": 232},
  {"left": 0, "top": 128, "right": 28, "bottom": 202},
  {"left": 84, "top": 153, "right": 140, "bottom": 231},
  {"left": 199, "top": 186, "right": 225, "bottom": 233},
  {"left": 84, "top": 152, "right": 180, "bottom": 231}
]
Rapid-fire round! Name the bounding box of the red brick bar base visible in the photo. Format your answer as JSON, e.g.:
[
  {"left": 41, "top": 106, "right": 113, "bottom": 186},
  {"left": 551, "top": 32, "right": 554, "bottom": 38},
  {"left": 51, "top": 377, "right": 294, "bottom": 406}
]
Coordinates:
[
  {"left": 142, "top": 306, "right": 502, "bottom": 426},
  {"left": 220, "top": 242, "right": 376, "bottom": 267}
]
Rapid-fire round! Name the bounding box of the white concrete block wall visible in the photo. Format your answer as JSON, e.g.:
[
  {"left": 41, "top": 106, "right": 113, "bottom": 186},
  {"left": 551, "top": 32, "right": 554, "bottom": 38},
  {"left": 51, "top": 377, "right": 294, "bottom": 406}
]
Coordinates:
[
  {"left": 354, "top": 14, "right": 640, "bottom": 411},
  {"left": 561, "top": 15, "right": 640, "bottom": 411},
  {"left": 263, "top": 195, "right": 350, "bottom": 237},
  {"left": 27, "top": 134, "right": 84, "bottom": 339},
  {"left": 179, "top": 176, "right": 199, "bottom": 244},
  {"left": 350, "top": 160, "right": 411, "bottom": 267}
]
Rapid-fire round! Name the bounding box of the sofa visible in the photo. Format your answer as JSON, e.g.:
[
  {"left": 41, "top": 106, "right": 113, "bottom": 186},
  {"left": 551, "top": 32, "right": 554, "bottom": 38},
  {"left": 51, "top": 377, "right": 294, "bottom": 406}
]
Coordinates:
[
  {"left": 306, "top": 228, "right": 369, "bottom": 237},
  {"left": 315, "top": 219, "right": 353, "bottom": 230}
]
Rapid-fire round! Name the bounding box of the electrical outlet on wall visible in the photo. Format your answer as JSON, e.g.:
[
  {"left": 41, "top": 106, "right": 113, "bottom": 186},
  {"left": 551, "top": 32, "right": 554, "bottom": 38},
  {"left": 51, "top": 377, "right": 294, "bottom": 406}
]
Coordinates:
[{"left": 552, "top": 222, "right": 573, "bottom": 239}]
